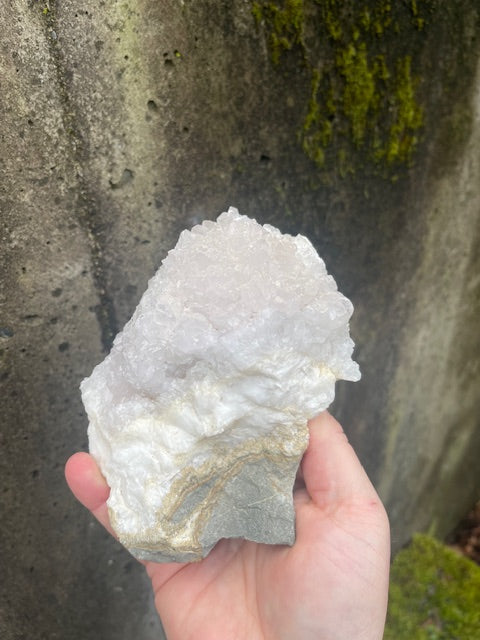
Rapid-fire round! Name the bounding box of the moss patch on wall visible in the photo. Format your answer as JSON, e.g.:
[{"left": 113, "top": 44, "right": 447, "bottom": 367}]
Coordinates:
[
  {"left": 385, "top": 534, "right": 480, "bottom": 639},
  {"left": 253, "top": 0, "right": 428, "bottom": 178},
  {"left": 252, "top": 0, "right": 306, "bottom": 64}
]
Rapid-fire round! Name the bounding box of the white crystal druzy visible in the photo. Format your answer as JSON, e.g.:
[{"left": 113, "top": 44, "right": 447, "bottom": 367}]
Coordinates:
[{"left": 81, "top": 207, "right": 360, "bottom": 561}]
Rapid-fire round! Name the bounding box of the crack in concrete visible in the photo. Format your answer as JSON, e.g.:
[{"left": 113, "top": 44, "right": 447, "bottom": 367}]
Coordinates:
[{"left": 38, "top": 0, "right": 118, "bottom": 351}]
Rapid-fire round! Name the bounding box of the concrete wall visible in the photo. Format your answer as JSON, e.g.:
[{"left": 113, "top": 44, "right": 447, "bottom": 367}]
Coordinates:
[{"left": 1, "top": 1, "right": 479, "bottom": 638}]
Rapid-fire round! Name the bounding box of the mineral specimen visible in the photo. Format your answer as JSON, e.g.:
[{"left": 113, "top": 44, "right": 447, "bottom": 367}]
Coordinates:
[{"left": 81, "top": 207, "right": 360, "bottom": 562}]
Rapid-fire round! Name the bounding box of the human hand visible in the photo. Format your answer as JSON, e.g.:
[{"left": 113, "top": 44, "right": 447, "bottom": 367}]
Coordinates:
[{"left": 65, "top": 412, "right": 390, "bottom": 640}]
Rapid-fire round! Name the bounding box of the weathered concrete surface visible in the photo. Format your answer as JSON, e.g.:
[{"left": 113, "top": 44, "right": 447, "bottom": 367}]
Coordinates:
[
  {"left": 1, "top": 1, "right": 479, "bottom": 638},
  {"left": 376, "top": 61, "right": 480, "bottom": 546},
  {"left": 336, "top": 59, "right": 480, "bottom": 550},
  {"left": 0, "top": 2, "right": 163, "bottom": 639}
]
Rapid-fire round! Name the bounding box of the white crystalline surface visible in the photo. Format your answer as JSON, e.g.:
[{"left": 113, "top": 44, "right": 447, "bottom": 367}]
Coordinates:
[{"left": 81, "top": 207, "right": 360, "bottom": 558}]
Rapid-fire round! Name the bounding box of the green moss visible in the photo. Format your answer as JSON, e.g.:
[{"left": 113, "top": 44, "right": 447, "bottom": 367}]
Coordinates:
[
  {"left": 35, "top": 0, "right": 52, "bottom": 17},
  {"left": 410, "top": 0, "right": 426, "bottom": 30},
  {"left": 385, "top": 534, "right": 480, "bottom": 639},
  {"left": 253, "top": 0, "right": 428, "bottom": 178},
  {"left": 337, "top": 42, "right": 377, "bottom": 147},
  {"left": 379, "top": 56, "right": 423, "bottom": 164},
  {"left": 301, "top": 68, "right": 334, "bottom": 167},
  {"left": 253, "top": 0, "right": 305, "bottom": 64}
]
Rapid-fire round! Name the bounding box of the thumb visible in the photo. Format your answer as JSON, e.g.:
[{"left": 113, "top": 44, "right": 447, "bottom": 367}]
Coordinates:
[{"left": 302, "top": 412, "right": 381, "bottom": 510}]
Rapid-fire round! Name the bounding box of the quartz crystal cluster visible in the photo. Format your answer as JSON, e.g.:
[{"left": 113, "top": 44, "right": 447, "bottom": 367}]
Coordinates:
[{"left": 81, "top": 207, "right": 360, "bottom": 562}]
